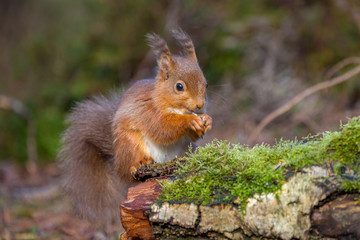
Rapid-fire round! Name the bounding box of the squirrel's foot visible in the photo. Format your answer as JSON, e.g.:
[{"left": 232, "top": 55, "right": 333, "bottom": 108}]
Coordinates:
[
  {"left": 199, "top": 114, "right": 212, "bottom": 134},
  {"left": 189, "top": 116, "right": 205, "bottom": 139},
  {"left": 131, "top": 156, "right": 154, "bottom": 177},
  {"left": 189, "top": 114, "right": 212, "bottom": 141},
  {"left": 137, "top": 156, "right": 155, "bottom": 167}
]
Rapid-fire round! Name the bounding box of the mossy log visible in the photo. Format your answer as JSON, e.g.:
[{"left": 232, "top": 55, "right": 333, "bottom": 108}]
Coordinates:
[
  {"left": 120, "top": 161, "right": 178, "bottom": 240},
  {"left": 120, "top": 164, "right": 360, "bottom": 240},
  {"left": 120, "top": 117, "right": 360, "bottom": 239},
  {"left": 120, "top": 179, "right": 162, "bottom": 240}
]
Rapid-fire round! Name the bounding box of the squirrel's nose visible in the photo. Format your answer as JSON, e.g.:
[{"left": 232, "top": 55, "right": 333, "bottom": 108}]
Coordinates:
[{"left": 196, "top": 101, "right": 205, "bottom": 110}]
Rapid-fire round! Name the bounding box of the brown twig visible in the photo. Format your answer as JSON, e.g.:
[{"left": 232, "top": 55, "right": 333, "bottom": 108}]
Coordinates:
[
  {"left": 247, "top": 60, "right": 360, "bottom": 145},
  {"left": 324, "top": 57, "right": 360, "bottom": 80},
  {"left": 0, "top": 94, "right": 38, "bottom": 174}
]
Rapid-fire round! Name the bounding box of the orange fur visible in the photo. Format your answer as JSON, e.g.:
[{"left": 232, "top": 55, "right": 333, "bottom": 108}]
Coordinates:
[{"left": 58, "top": 29, "right": 212, "bottom": 226}]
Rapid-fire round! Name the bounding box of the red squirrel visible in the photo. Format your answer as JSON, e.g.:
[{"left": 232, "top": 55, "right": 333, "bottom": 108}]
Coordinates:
[{"left": 59, "top": 29, "right": 212, "bottom": 224}]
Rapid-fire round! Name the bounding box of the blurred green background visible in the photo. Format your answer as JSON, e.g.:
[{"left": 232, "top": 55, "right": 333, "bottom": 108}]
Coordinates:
[{"left": 1, "top": 0, "right": 360, "bottom": 165}]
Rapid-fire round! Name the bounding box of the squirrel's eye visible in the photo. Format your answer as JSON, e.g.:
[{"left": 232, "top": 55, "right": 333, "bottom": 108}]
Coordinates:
[{"left": 176, "top": 83, "right": 184, "bottom": 91}]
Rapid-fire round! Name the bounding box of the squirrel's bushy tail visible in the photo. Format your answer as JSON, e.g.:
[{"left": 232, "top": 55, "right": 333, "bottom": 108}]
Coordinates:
[{"left": 58, "top": 95, "right": 126, "bottom": 224}]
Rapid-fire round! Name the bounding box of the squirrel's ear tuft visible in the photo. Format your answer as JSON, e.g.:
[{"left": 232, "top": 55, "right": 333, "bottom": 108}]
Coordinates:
[
  {"left": 146, "top": 33, "right": 174, "bottom": 80},
  {"left": 171, "top": 28, "right": 198, "bottom": 63}
]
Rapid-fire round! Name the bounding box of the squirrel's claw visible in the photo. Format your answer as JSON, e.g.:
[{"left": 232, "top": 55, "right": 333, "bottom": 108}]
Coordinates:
[
  {"left": 189, "top": 114, "right": 212, "bottom": 141},
  {"left": 136, "top": 156, "right": 155, "bottom": 167},
  {"left": 201, "top": 114, "right": 212, "bottom": 134},
  {"left": 130, "top": 166, "right": 137, "bottom": 178},
  {"left": 131, "top": 156, "right": 155, "bottom": 178},
  {"left": 190, "top": 117, "right": 205, "bottom": 137}
]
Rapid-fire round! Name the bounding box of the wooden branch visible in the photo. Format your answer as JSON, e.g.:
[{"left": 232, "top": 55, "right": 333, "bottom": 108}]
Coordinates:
[
  {"left": 120, "top": 179, "right": 163, "bottom": 240},
  {"left": 311, "top": 194, "right": 360, "bottom": 238},
  {"left": 247, "top": 62, "right": 360, "bottom": 145},
  {"left": 132, "top": 158, "right": 183, "bottom": 181},
  {"left": 120, "top": 159, "right": 181, "bottom": 239},
  {"left": 120, "top": 165, "right": 360, "bottom": 239},
  {"left": 324, "top": 56, "right": 360, "bottom": 80}
]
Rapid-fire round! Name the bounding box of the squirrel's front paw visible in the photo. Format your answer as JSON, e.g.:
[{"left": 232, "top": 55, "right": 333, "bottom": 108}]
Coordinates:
[
  {"left": 199, "top": 114, "right": 212, "bottom": 134},
  {"left": 188, "top": 114, "right": 212, "bottom": 141},
  {"left": 189, "top": 116, "right": 206, "bottom": 140}
]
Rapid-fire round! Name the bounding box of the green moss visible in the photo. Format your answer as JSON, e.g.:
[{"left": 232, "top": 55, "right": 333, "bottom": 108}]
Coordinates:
[{"left": 159, "top": 116, "right": 360, "bottom": 210}]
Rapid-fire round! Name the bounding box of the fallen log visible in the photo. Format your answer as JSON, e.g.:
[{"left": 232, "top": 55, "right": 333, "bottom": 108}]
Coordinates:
[
  {"left": 120, "top": 160, "right": 176, "bottom": 240},
  {"left": 149, "top": 166, "right": 359, "bottom": 239},
  {"left": 120, "top": 179, "right": 162, "bottom": 240},
  {"left": 311, "top": 194, "right": 360, "bottom": 238},
  {"left": 120, "top": 116, "right": 360, "bottom": 239},
  {"left": 121, "top": 165, "right": 360, "bottom": 240}
]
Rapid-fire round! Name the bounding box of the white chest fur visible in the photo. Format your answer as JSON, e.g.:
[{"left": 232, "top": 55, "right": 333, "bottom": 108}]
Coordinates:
[{"left": 144, "top": 136, "right": 189, "bottom": 163}]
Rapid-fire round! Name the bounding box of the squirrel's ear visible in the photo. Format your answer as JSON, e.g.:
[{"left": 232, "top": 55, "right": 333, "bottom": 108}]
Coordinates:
[
  {"left": 146, "top": 33, "right": 174, "bottom": 80},
  {"left": 172, "top": 28, "right": 198, "bottom": 63}
]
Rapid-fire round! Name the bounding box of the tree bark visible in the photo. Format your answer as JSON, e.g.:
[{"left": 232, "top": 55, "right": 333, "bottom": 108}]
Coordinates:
[
  {"left": 120, "top": 165, "right": 360, "bottom": 240},
  {"left": 120, "top": 179, "right": 162, "bottom": 240},
  {"left": 311, "top": 194, "right": 360, "bottom": 239}
]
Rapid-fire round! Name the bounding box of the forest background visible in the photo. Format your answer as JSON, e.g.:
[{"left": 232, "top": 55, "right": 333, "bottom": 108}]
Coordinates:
[
  {"left": 1, "top": 0, "right": 360, "bottom": 165},
  {"left": 0, "top": 0, "right": 360, "bottom": 238}
]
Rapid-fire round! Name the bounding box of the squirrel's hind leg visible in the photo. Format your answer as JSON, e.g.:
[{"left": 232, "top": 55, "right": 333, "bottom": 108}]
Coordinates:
[{"left": 113, "top": 129, "right": 153, "bottom": 181}]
